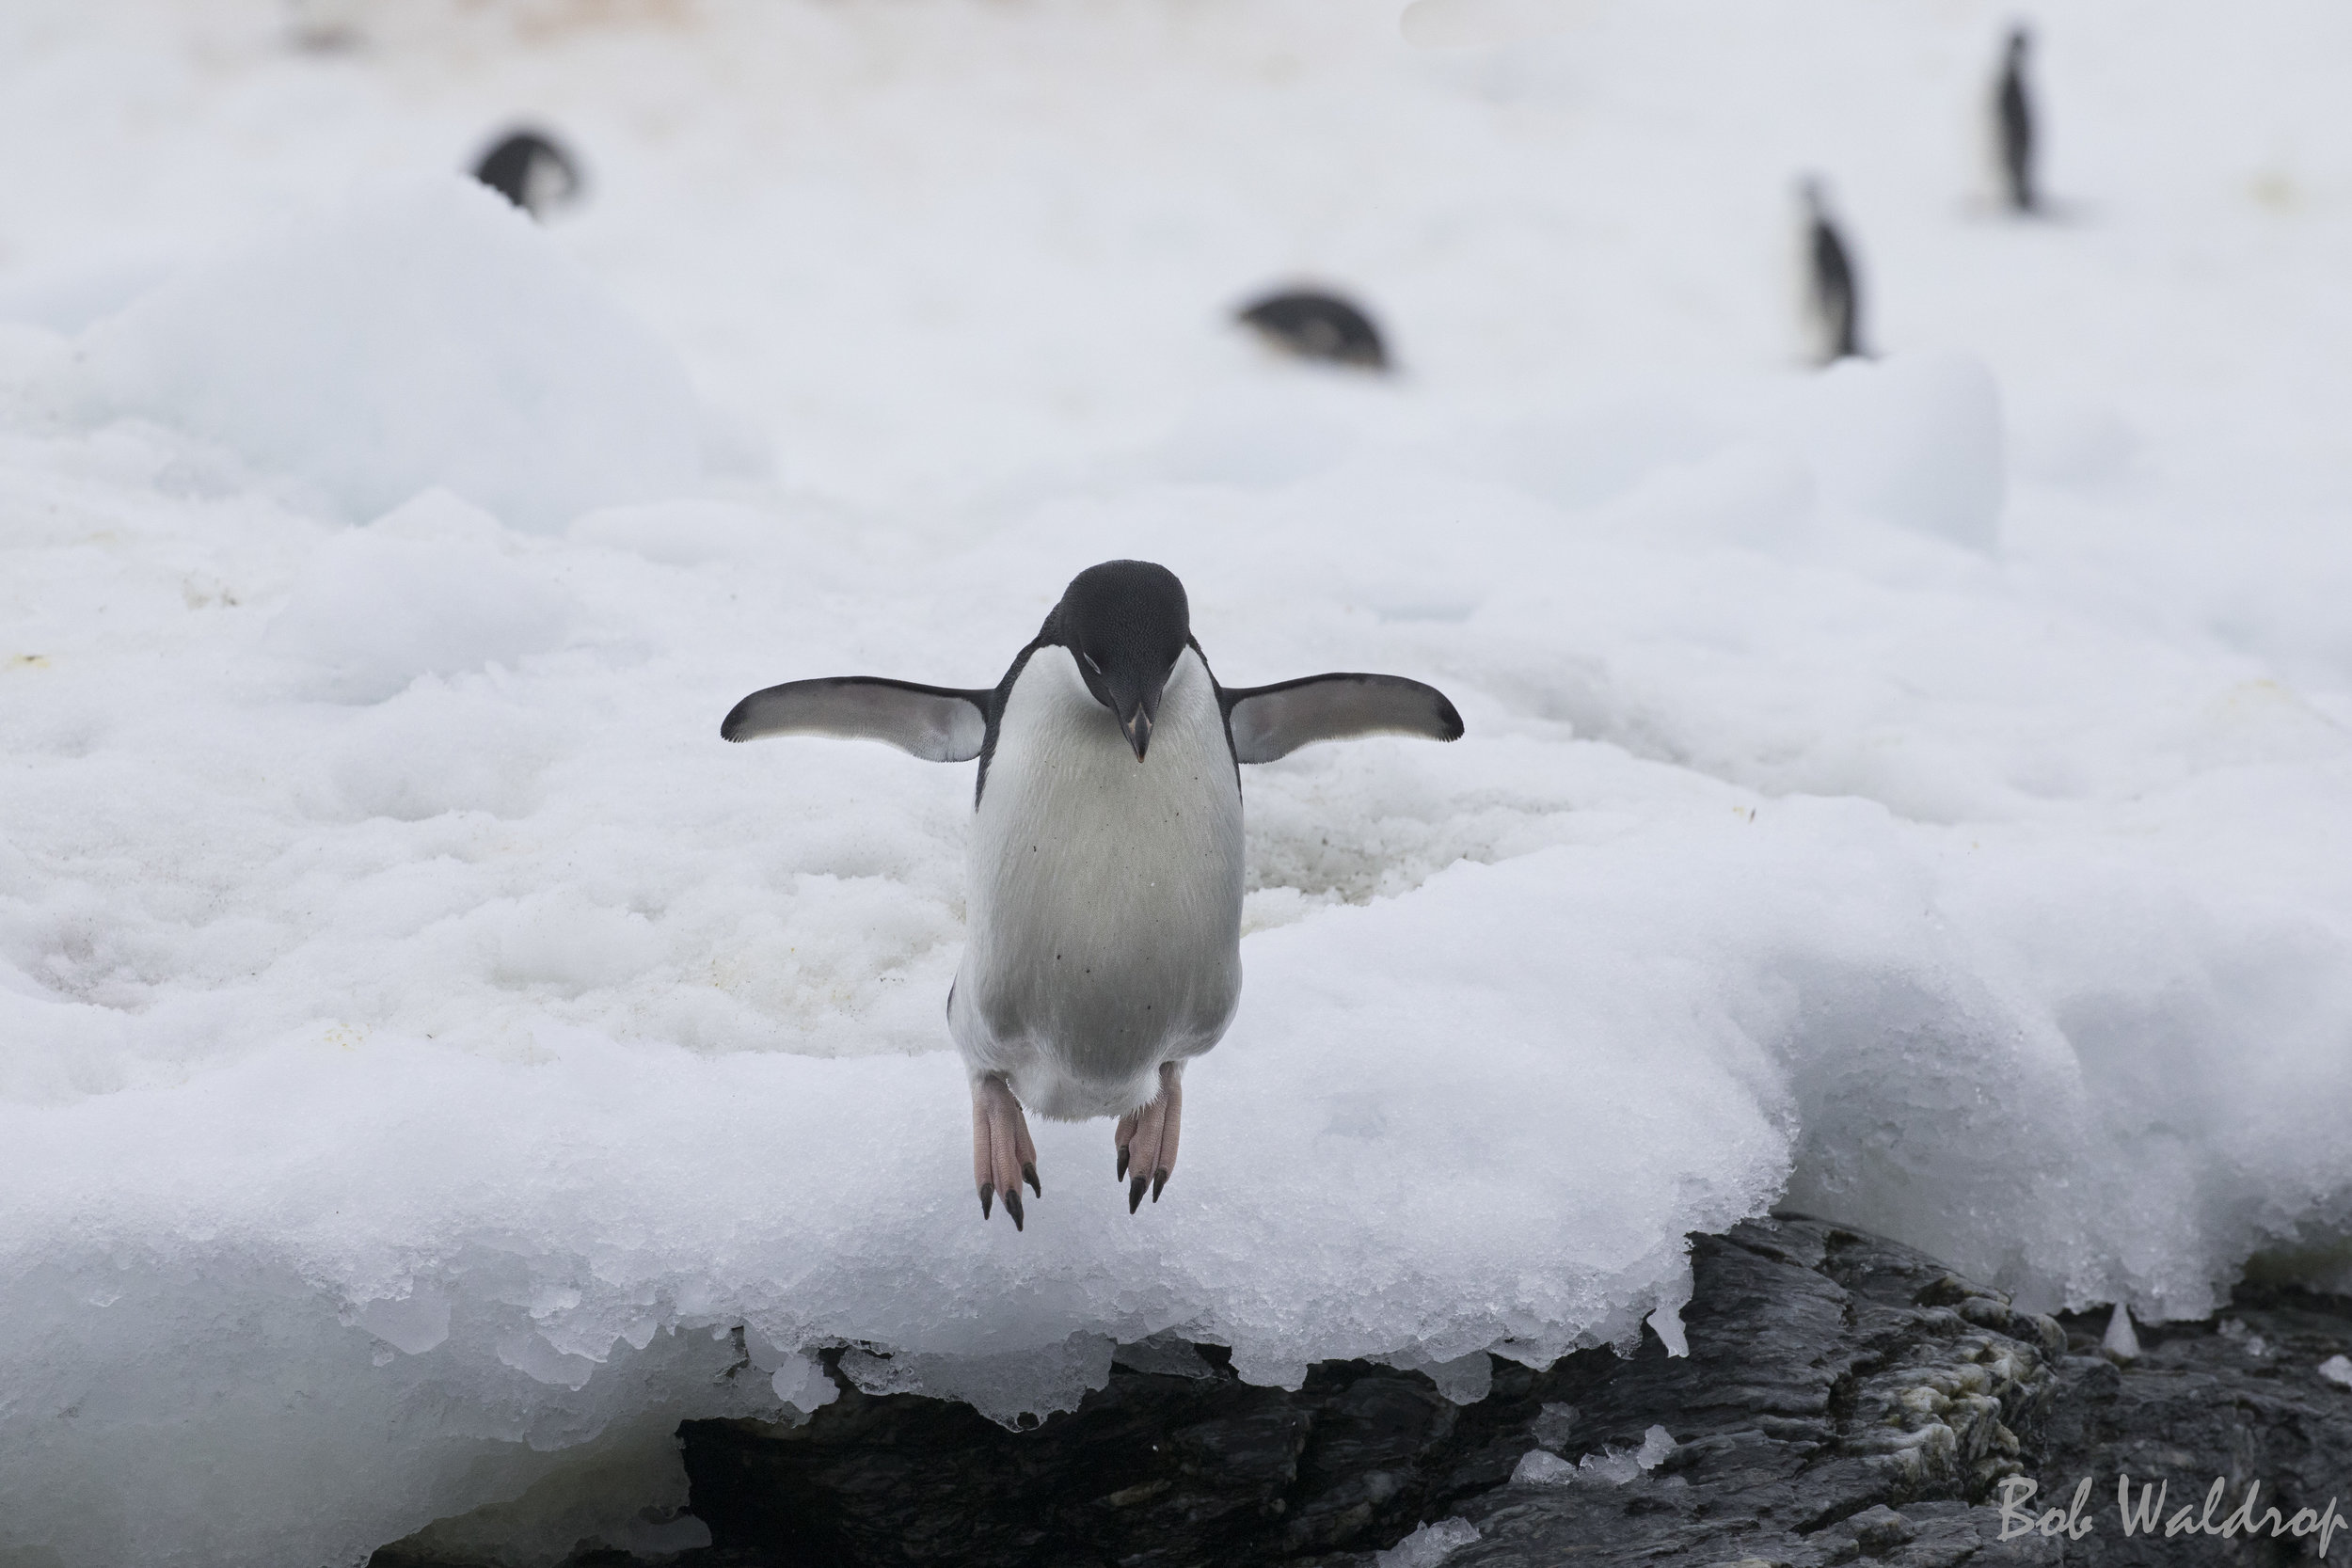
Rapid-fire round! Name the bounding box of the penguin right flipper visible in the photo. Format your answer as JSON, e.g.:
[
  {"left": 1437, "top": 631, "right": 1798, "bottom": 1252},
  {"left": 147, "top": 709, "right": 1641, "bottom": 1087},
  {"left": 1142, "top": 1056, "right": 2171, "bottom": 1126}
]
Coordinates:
[
  {"left": 1223, "top": 673, "right": 1463, "bottom": 764},
  {"left": 721, "top": 677, "right": 991, "bottom": 761}
]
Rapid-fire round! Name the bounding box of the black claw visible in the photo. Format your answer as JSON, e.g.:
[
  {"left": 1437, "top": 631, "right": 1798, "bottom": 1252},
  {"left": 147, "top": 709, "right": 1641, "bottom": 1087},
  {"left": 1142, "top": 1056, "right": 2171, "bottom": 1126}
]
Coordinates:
[
  {"left": 1116, "top": 1145, "right": 1131, "bottom": 1180},
  {"left": 1128, "top": 1177, "right": 1148, "bottom": 1214},
  {"left": 979, "top": 1183, "right": 993, "bottom": 1221},
  {"left": 1151, "top": 1170, "right": 1168, "bottom": 1203},
  {"left": 1023, "top": 1162, "right": 1041, "bottom": 1197},
  {"left": 1005, "top": 1190, "right": 1025, "bottom": 1230}
]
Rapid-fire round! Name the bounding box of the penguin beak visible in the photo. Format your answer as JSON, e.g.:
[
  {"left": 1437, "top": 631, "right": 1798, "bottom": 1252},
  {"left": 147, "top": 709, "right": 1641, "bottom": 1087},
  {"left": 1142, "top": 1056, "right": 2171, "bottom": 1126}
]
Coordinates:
[{"left": 1120, "top": 704, "right": 1153, "bottom": 761}]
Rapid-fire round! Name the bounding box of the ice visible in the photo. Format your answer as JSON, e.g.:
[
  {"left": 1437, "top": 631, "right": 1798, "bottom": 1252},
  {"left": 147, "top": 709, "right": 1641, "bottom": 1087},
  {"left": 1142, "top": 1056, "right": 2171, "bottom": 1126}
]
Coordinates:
[
  {"left": 2, "top": 1, "right": 2352, "bottom": 1563},
  {"left": 1375, "top": 1517, "right": 1482, "bottom": 1568},
  {"left": 2319, "top": 1355, "right": 2352, "bottom": 1390},
  {"left": 1511, "top": 1423, "right": 1677, "bottom": 1487},
  {"left": 1531, "top": 1402, "right": 1581, "bottom": 1449},
  {"left": 72, "top": 175, "right": 701, "bottom": 533},
  {"left": 2103, "top": 1303, "right": 2141, "bottom": 1361},
  {"left": 1112, "top": 1333, "right": 1220, "bottom": 1379},
  {"left": 1511, "top": 1450, "right": 1580, "bottom": 1486}
]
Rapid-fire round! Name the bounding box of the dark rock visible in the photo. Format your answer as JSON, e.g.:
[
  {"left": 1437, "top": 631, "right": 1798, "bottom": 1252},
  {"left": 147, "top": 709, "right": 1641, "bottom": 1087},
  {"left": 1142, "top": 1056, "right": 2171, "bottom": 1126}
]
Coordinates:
[
  {"left": 371, "top": 1218, "right": 2352, "bottom": 1568},
  {"left": 2032, "top": 1288, "right": 2352, "bottom": 1568},
  {"left": 660, "top": 1219, "right": 2066, "bottom": 1568}
]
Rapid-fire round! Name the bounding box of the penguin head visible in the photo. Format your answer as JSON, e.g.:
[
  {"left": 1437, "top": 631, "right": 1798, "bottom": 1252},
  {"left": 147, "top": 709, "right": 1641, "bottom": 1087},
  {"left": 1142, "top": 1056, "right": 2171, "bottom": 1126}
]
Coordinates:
[
  {"left": 1054, "top": 561, "right": 1190, "bottom": 761},
  {"left": 2006, "top": 24, "right": 2029, "bottom": 59}
]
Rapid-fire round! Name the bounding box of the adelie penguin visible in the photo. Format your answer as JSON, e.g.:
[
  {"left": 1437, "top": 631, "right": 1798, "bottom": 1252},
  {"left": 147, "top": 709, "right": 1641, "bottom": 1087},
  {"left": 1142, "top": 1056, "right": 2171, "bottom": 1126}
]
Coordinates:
[
  {"left": 1799, "top": 178, "right": 1866, "bottom": 365},
  {"left": 1236, "top": 288, "right": 1391, "bottom": 372},
  {"left": 1994, "top": 26, "right": 2038, "bottom": 214},
  {"left": 723, "top": 562, "right": 1462, "bottom": 1228},
  {"left": 471, "top": 128, "right": 582, "bottom": 220}
]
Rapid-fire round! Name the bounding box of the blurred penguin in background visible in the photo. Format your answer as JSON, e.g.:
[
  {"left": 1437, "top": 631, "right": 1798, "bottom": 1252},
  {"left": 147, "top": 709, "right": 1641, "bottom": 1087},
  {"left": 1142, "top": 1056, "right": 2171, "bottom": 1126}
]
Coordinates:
[
  {"left": 285, "top": 0, "right": 364, "bottom": 50},
  {"left": 1236, "top": 288, "right": 1391, "bottom": 372},
  {"left": 472, "top": 129, "right": 583, "bottom": 220},
  {"left": 1994, "top": 26, "right": 2038, "bottom": 214},
  {"left": 1799, "top": 179, "right": 1866, "bottom": 364}
]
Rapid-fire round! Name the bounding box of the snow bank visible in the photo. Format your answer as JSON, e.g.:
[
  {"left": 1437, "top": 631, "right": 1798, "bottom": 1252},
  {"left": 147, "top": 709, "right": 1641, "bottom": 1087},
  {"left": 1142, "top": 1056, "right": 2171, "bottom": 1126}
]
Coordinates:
[
  {"left": 6, "top": 400, "right": 2349, "bottom": 1564},
  {"left": 4, "top": 1, "right": 2352, "bottom": 1564},
  {"left": 74, "top": 175, "right": 700, "bottom": 533}
]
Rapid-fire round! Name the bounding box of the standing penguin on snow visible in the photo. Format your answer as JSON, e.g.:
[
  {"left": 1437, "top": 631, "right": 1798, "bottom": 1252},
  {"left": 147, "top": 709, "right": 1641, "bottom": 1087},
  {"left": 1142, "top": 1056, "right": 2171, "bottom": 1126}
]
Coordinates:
[
  {"left": 471, "top": 128, "right": 583, "bottom": 220},
  {"left": 1994, "top": 26, "right": 2038, "bottom": 214},
  {"left": 1799, "top": 178, "right": 1867, "bottom": 364},
  {"left": 723, "top": 562, "right": 1461, "bottom": 1227}
]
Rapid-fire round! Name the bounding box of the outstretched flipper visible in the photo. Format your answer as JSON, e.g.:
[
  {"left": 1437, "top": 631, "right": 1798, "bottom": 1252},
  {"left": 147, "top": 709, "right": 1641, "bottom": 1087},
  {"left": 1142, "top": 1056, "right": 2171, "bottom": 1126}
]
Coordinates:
[
  {"left": 973, "top": 1074, "right": 1041, "bottom": 1228},
  {"left": 722, "top": 677, "right": 990, "bottom": 761},
  {"left": 1115, "top": 1063, "right": 1184, "bottom": 1212},
  {"left": 1223, "top": 673, "right": 1463, "bottom": 764}
]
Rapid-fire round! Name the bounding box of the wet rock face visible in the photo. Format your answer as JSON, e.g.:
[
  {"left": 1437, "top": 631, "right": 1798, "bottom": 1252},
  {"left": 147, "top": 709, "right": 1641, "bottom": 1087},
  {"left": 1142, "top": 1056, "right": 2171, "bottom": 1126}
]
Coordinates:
[
  {"left": 2034, "top": 1290, "right": 2352, "bottom": 1568},
  {"left": 379, "top": 1217, "right": 2352, "bottom": 1568},
  {"left": 671, "top": 1218, "right": 2074, "bottom": 1568}
]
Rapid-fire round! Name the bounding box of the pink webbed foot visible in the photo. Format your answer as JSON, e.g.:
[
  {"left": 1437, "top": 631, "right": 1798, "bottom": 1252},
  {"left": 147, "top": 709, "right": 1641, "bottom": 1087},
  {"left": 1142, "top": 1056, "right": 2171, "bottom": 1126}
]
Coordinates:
[
  {"left": 971, "top": 1074, "right": 1041, "bottom": 1229},
  {"left": 1113, "top": 1062, "right": 1184, "bottom": 1214}
]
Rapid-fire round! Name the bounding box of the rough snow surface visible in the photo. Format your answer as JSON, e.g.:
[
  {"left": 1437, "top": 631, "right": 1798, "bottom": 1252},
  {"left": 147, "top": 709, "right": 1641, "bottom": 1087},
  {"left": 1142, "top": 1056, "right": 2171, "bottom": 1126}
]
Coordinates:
[
  {"left": 3, "top": 1, "right": 2352, "bottom": 1564},
  {"left": 74, "top": 175, "right": 701, "bottom": 531}
]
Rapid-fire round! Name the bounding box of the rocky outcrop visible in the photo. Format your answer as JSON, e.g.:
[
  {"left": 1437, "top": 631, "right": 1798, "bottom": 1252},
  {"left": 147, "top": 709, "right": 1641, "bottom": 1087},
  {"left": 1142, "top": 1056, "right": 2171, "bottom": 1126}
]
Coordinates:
[{"left": 374, "top": 1216, "right": 2352, "bottom": 1568}]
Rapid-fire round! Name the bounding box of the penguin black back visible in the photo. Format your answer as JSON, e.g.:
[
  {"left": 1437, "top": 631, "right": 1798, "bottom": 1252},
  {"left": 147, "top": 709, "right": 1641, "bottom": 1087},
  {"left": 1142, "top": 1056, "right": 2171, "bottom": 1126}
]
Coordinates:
[
  {"left": 1995, "top": 27, "right": 2037, "bottom": 214},
  {"left": 1236, "top": 288, "right": 1390, "bottom": 371},
  {"left": 471, "top": 128, "right": 582, "bottom": 219},
  {"left": 1801, "top": 179, "right": 1865, "bottom": 364}
]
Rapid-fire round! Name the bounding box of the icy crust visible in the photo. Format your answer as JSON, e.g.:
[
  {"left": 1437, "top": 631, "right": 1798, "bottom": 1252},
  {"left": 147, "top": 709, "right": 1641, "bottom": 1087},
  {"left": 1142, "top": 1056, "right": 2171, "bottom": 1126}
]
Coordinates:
[{"left": 0, "top": 853, "right": 1775, "bottom": 1563}]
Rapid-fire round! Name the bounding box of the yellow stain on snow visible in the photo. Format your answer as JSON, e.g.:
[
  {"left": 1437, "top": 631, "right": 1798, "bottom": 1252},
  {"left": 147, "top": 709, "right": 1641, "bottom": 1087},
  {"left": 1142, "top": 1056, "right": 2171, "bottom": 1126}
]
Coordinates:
[{"left": 2249, "top": 170, "right": 2298, "bottom": 212}]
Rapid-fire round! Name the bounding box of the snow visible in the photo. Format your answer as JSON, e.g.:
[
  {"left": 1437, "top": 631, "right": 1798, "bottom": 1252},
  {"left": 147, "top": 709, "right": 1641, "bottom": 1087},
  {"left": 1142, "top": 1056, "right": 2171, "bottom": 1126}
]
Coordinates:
[
  {"left": 75, "top": 175, "right": 701, "bottom": 531},
  {"left": 2, "top": 0, "right": 2351, "bottom": 1563}
]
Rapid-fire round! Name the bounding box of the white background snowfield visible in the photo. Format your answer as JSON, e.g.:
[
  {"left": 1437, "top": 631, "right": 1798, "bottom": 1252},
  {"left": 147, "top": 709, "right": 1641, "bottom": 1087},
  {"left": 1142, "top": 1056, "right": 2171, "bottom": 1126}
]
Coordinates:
[{"left": 2, "top": 1, "right": 2349, "bottom": 1564}]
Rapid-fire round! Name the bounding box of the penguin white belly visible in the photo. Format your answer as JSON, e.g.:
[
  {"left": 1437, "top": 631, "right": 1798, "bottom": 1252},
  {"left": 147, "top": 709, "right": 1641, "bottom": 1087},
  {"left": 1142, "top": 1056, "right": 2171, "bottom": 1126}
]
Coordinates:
[{"left": 952, "top": 647, "right": 1244, "bottom": 1121}]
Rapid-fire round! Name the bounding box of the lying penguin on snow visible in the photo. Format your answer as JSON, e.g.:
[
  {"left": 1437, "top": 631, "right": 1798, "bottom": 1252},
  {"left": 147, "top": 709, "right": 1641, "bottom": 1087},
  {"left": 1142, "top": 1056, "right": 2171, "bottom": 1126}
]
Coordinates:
[{"left": 723, "top": 561, "right": 1461, "bottom": 1227}]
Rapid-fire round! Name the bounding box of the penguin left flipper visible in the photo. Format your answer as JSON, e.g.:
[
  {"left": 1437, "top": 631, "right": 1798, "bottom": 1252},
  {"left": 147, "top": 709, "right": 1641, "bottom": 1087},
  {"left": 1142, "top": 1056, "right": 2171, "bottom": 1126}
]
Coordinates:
[
  {"left": 1223, "top": 673, "right": 1464, "bottom": 765},
  {"left": 721, "top": 677, "right": 991, "bottom": 761}
]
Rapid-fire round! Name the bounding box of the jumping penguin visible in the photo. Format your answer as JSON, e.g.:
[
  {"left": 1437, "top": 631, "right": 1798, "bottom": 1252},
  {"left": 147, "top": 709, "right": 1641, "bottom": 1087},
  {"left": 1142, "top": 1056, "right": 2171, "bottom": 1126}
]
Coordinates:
[
  {"left": 1236, "top": 288, "right": 1391, "bottom": 372},
  {"left": 1800, "top": 178, "right": 1866, "bottom": 364},
  {"left": 723, "top": 561, "right": 1462, "bottom": 1227},
  {"left": 471, "top": 129, "right": 582, "bottom": 220},
  {"left": 1994, "top": 26, "right": 2038, "bottom": 214}
]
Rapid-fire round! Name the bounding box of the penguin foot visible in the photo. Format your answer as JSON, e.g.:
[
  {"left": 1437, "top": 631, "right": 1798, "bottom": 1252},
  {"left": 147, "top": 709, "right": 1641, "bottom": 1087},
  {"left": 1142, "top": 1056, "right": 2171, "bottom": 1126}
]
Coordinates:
[
  {"left": 971, "top": 1074, "right": 1041, "bottom": 1229},
  {"left": 1114, "top": 1063, "right": 1184, "bottom": 1213}
]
